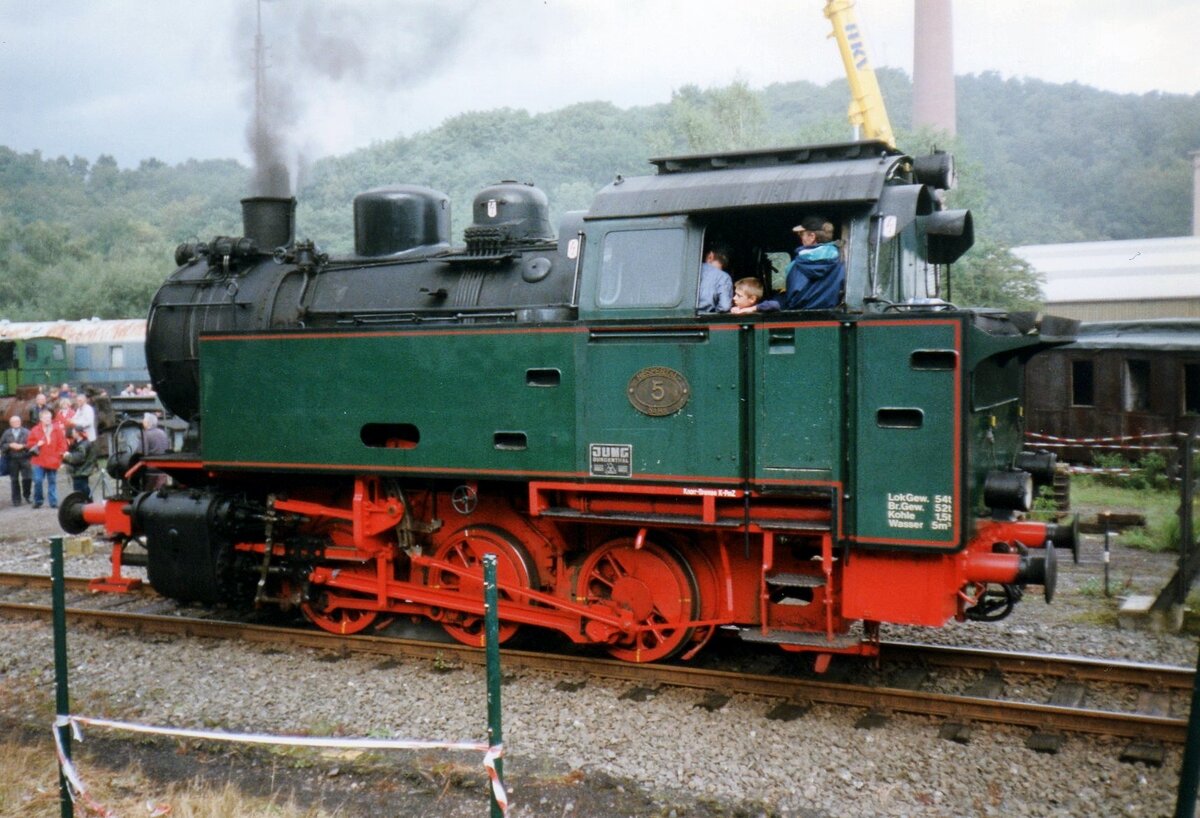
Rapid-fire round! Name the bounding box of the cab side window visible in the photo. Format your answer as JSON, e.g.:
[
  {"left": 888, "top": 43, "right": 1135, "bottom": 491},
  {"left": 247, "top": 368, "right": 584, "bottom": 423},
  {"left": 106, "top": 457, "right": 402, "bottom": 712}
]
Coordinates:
[{"left": 597, "top": 228, "right": 686, "bottom": 309}]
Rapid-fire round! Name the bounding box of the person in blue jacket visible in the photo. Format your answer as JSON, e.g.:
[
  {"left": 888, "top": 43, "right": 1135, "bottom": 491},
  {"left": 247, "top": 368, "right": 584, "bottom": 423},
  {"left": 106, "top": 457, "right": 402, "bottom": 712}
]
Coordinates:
[
  {"left": 783, "top": 216, "right": 843, "bottom": 310},
  {"left": 725, "top": 219, "right": 845, "bottom": 315}
]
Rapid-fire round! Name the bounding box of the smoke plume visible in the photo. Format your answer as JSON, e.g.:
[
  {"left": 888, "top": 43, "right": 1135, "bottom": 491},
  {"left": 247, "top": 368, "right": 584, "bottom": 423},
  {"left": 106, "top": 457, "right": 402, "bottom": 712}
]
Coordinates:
[{"left": 239, "top": 0, "right": 481, "bottom": 197}]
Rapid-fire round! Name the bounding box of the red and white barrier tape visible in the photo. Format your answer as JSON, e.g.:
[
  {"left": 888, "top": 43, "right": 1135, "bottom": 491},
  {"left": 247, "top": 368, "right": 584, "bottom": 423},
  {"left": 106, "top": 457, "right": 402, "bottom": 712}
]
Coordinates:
[
  {"left": 54, "top": 715, "right": 508, "bottom": 815},
  {"left": 52, "top": 719, "right": 119, "bottom": 817},
  {"left": 1024, "top": 441, "right": 1177, "bottom": 452},
  {"left": 1025, "top": 431, "right": 1194, "bottom": 455},
  {"left": 1065, "top": 466, "right": 1138, "bottom": 476},
  {"left": 1026, "top": 431, "right": 1182, "bottom": 444}
]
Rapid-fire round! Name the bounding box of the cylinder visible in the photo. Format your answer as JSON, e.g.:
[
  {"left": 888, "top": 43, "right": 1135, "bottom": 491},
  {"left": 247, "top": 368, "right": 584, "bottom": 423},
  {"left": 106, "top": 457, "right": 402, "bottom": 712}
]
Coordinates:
[
  {"left": 1003, "top": 520, "right": 1055, "bottom": 549},
  {"left": 965, "top": 550, "right": 1054, "bottom": 594},
  {"left": 984, "top": 470, "right": 1033, "bottom": 512},
  {"left": 963, "top": 551, "right": 1022, "bottom": 585},
  {"left": 1015, "top": 451, "right": 1057, "bottom": 486}
]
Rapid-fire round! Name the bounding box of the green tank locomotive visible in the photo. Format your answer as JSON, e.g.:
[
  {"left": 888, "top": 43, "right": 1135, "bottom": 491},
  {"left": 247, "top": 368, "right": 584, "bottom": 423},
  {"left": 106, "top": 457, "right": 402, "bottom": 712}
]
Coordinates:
[{"left": 65, "top": 141, "right": 1077, "bottom": 667}]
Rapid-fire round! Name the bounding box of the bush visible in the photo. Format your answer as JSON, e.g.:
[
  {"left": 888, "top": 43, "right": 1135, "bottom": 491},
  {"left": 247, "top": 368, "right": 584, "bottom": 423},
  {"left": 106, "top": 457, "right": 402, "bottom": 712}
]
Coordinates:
[
  {"left": 1138, "top": 451, "right": 1171, "bottom": 491},
  {"left": 1031, "top": 485, "right": 1059, "bottom": 517},
  {"left": 1122, "top": 511, "right": 1195, "bottom": 553},
  {"left": 1091, "top": 452, "right": 1130, "bottom": 487},
  {"left": 1091, "top": 450, "right": 1171, "bottom": 492},
  {"left": 1121, "top": 525, "right": 1164, "bottom": 551}
]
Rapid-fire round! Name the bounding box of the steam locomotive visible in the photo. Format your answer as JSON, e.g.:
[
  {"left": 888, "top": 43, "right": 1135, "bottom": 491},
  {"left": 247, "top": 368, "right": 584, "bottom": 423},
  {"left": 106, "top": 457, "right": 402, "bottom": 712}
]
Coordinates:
[{"left": 64, "top": 139, "right": 1077, "bottom": 668}]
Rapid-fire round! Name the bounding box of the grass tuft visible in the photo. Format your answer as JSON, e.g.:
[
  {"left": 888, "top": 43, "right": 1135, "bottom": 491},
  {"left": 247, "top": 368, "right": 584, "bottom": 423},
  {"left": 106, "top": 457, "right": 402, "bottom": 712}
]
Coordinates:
[
  {"left": 0, "top": 737, "right": 334, "bottom": 818},
  {"left": 1072, "top": 477, "right": 1198, "bottom": 553}
]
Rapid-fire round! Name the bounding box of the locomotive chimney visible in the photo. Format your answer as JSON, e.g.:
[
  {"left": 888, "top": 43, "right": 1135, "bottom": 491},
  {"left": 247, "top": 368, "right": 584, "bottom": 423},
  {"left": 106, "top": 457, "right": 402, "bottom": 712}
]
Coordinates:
[
  {"left": 912, "top": 0, "right": 956, "bottom": 136},
  {"left": 241, "top": 196, "right": 296, "bottom": 250}
]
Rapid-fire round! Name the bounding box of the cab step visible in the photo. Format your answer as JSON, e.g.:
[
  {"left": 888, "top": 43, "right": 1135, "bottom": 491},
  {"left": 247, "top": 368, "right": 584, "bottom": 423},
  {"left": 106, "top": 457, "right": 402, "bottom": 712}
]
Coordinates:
[
  {"left": 766, "top": 572, "right": 825, "bottom": 588},
  {"left": 736, "top": 628, "right": 859, "bottom": 649}
]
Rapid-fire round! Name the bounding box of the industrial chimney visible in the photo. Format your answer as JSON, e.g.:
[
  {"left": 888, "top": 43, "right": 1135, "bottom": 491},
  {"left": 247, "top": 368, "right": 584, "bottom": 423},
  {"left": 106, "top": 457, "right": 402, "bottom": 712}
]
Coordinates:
[
  {"left": 913, "top": 0, "right": 956, "bottom": 136},
  {"left": 1192, "top": 150, "right": 1200, "bottom": 236}
]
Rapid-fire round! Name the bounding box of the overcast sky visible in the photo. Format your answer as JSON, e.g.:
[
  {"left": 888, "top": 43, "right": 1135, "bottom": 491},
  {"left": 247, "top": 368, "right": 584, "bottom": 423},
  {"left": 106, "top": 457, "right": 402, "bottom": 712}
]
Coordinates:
[{"left": 2, "top": 0, "right": 1198, "bottom": 168}]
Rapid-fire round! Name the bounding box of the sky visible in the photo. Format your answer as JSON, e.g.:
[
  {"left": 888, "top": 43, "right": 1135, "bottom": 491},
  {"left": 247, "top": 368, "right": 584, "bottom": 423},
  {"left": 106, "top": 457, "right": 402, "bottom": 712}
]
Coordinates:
[{"left": 2, "top": 0, "right": 1198, "bottom": 169}]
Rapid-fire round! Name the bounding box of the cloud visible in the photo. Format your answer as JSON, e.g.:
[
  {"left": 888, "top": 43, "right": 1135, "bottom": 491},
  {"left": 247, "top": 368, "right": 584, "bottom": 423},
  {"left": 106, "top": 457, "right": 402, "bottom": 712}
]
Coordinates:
[{"left": 1, "top": 0, "right": 1197, "bottom": 168}]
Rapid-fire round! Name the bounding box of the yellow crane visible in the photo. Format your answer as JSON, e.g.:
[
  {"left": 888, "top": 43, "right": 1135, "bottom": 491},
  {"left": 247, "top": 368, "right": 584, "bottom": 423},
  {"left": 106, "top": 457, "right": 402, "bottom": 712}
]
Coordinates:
[{"left": 823, "top": 0, "right": 896, "bottom": 148}]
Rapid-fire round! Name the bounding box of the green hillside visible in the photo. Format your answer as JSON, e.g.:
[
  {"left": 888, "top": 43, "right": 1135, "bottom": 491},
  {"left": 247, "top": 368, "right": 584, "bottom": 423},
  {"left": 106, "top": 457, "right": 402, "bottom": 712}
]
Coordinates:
[{"left": 2, "top": 71, "right": 1197, "bottom": 319}]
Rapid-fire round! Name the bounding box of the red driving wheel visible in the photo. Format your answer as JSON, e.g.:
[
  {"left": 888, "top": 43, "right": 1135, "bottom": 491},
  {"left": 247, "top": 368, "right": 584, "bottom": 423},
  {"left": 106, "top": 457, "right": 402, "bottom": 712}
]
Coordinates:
[
  {"left": 576, "top": 537, "right": 698, "bottom": 662},
  {"left": 301, "top": 591, "right": 378, "bottom": 635},
  {"left": 430, "top": 525, "right": 537, "bottom": 647}
]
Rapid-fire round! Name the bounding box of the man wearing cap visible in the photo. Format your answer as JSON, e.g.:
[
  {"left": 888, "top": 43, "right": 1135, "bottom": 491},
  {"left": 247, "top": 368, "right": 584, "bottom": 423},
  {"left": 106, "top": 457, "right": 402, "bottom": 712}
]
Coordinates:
[{"left": 784, "top": 216, "right": 844, "bottom": 311}]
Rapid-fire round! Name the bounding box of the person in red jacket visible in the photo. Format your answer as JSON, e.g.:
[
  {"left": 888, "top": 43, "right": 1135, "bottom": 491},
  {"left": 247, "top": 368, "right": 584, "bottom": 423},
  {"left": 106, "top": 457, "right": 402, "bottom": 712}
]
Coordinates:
[{"left": 28, "top": 408, "right": 67, "bottom": 509}]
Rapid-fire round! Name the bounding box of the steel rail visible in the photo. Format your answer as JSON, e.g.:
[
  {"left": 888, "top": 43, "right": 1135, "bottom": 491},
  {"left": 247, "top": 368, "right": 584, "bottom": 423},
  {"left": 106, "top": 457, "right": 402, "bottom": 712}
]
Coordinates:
[
  {"left": 0, "top": 571, "right": 1192, "bottom": 683},
  {"left": 0, "top": 572, "right": 96, "bottom": 593},
  {"left": 0, "top": 600, "right": 1188, "bottom": 744},
  {"left": 3, "top": 569, "right": 1190, "bottom": 691},
  {"left": 0, "top": 574, "right": 1190, "bottom": 661},
  {"left": 881, "top": 641, "right": 1196, "bottom": 691}
]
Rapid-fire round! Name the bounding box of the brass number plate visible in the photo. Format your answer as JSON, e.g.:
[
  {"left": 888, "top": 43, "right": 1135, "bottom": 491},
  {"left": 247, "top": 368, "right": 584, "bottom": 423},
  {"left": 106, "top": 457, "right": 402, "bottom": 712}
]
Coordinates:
[{"left": 627, "top": 366, "right": 690, "bottom": 417}]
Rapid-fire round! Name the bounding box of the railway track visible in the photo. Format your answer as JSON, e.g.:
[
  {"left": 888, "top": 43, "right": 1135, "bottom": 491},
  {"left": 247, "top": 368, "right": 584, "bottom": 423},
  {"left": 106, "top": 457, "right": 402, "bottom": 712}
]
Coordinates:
[{"left": 0, "top": 571, "right": 1192, "bottom": 747}]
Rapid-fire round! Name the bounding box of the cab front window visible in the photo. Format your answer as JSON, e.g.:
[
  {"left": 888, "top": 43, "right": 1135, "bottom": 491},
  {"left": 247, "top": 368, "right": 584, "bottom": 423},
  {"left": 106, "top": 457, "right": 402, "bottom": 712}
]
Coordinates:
[{"left": 596, "top": 228, "right": 686, "bottom": 309}]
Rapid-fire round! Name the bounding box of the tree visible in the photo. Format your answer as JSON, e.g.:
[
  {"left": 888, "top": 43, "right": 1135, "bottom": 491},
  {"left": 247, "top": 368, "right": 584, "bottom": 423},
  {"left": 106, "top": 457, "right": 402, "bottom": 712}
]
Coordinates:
[
  {"left": 948, "top": 238, "right": 1044, "bottom": 312},
  {"left": 916, "top": 136, "right": 1045, "bottom": 312},
  {"left": 1, "top": 72, "right": 1197, "bottom": 320},
  {"left": 655, "top": 81, "right": 768, "bottom": 154}
]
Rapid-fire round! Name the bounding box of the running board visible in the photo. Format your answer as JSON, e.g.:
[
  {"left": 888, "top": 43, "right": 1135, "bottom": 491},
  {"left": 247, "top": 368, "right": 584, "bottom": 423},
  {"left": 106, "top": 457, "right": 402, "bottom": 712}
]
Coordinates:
[
  {"left": 538, "top": 507, "right": 831, "bottom": 532},
  {"left": 736, "top": 628, "right": 860, "bottom": 649},
  {"left": 537, "top": 507, "right": 744, "bottom": 528}
]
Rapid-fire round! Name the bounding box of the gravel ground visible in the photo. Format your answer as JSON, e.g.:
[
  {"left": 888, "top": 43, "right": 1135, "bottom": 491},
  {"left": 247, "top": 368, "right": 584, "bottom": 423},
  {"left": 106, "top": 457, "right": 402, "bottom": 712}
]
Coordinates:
[{"left": 2, "top": 485, "right": 1198, "bottom": 816}]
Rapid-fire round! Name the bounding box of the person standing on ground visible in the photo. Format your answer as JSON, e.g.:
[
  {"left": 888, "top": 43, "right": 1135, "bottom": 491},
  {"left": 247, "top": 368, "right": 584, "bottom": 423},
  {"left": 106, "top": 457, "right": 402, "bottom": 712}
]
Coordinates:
[
  {"left": 1, "top": 416, "right": 33, "bottom": 506},
  {"left": 62, "top": 425, "right": 97, "bottom": 501},
  {"left": 28, "top": 409, "right": 67, "bottom": 509},
  {"left": 72, "top": 392, "right": 97, "bottom": 443},
  {"left": 55, "top": 397, "right": 74, "bottom": 428},
  {"left": 141, "top": 413, "right": 170, "bottom": 455},
  {"left": 26, "top": 393, "right": 48, "bottom": 428}
]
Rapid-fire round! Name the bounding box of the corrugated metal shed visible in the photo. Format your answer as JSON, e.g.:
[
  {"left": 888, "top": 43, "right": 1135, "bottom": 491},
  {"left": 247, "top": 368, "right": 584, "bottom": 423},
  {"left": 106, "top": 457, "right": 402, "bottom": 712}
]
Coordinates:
[
  {"left": 1013, "top": 236, "right": 1200, "bottom": 308},
  {"left": 0, "top": 318, "right": 146, "bottom": 343}
]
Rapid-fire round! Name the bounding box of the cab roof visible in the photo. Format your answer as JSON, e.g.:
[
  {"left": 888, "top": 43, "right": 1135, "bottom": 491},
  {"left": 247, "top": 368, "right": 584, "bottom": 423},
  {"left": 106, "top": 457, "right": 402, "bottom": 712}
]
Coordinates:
[{"left": 587, "top": 140, "right": 906, "bottom": 220}]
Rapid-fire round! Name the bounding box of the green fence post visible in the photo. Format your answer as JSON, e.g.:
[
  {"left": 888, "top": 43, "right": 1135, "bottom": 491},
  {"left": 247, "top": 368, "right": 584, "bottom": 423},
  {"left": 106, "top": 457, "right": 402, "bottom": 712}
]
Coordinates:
[
  {"left": 1179, "top": 436, "right": 1195, "bottom": 607},
  {"left": 483, "top": 553, "right": 504, "bottom": 817},
  {"left": 51, "top": 536, "right": 74, "bottom": 818},
  {"left": 1175, "top": 636, "right": 1200, "bottom": 818}
]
